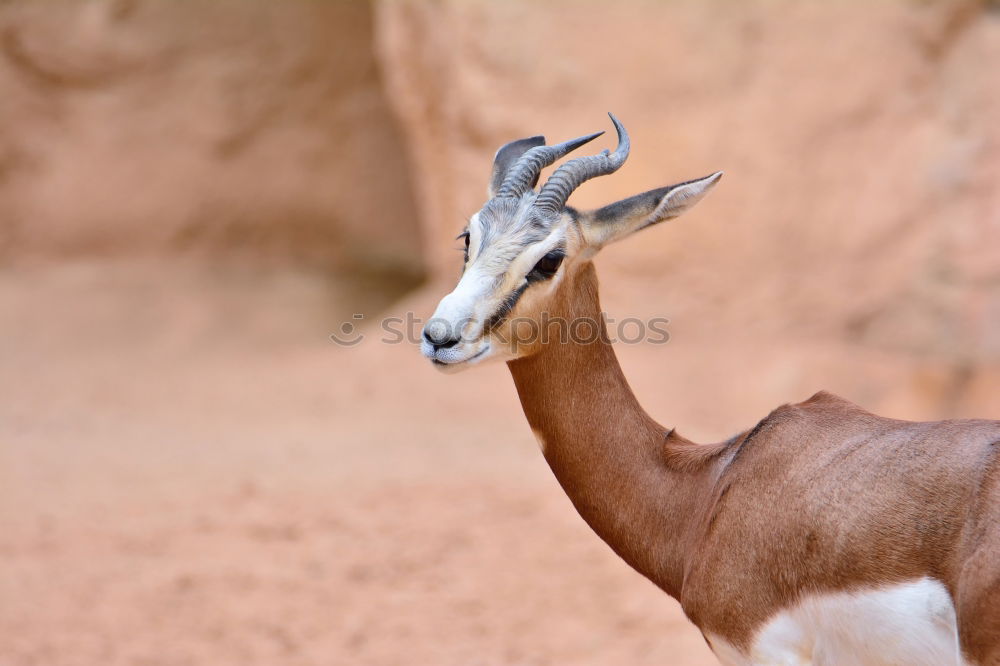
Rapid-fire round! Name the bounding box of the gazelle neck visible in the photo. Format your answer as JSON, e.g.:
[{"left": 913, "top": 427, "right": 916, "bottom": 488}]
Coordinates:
[{"left": 507, "top": 262, "right": 718, "bottom": 599}]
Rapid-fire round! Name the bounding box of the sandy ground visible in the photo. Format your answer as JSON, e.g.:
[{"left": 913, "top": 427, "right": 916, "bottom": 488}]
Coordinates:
[{"left": 0, "top": 260, "right": 726, "bottom": 666}]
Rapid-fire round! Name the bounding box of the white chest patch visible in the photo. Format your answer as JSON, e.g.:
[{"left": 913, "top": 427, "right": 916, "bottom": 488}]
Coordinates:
[{"left": 705, "top": 578, "right": 969, "bottom": 666}]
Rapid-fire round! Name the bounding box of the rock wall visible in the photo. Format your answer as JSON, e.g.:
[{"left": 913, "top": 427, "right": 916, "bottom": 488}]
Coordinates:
[
  {"left": 377, "top": 0, "right": 1000, "bottom": 373},
  {"left": 0, "top": 0, "right": 424, "bottom": 284},
  {"left": 0, "top": 0, "right": 996, "bottom": 415}
]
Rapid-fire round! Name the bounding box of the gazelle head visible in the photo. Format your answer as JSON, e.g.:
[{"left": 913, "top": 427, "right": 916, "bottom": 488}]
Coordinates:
[{"left": 422, "top": 113, "right": 721, "bottom": 372}]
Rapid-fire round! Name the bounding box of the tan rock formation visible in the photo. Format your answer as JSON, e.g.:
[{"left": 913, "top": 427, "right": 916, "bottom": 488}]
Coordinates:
[{"left": 0, "top": 0, "right": 424, "bottom": 287}]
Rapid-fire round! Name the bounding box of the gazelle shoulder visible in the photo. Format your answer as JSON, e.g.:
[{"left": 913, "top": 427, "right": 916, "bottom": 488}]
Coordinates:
[{"left": 660, "top": 393, "right": 856, "bottom": 473}]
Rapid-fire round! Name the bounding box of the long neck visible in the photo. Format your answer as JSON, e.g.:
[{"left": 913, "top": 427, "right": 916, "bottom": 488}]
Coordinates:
[{"left": 507, "top": 262, "right": 716, "bottom": 599}]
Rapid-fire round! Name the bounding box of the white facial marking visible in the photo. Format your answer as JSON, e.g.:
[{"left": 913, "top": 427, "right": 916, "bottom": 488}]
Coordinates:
[{"left": 706, "top": 578, "right": 968, "bottom": 666}]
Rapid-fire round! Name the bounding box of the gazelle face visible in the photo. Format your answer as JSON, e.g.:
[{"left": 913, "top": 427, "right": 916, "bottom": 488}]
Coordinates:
[
  {"left": 421, "top": 114, "right": 721, "bottom": 372},
  {"left": 421, "top": 196, "right": 584, "bottom": 372}
]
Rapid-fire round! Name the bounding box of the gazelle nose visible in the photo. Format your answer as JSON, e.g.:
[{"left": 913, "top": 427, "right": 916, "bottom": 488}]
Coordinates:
[{"left": 423, "top": 327, "right": 460, "bottom": 351}]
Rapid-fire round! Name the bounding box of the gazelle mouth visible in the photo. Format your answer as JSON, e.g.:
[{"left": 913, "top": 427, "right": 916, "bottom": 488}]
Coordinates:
[{"left": 432, "top": 346, "right": 489, "bottom": 366}]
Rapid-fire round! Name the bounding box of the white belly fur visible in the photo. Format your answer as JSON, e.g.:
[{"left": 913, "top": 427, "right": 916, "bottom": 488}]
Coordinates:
[{"left": 705, "top": 577, "right": 970, "bottom": 666}]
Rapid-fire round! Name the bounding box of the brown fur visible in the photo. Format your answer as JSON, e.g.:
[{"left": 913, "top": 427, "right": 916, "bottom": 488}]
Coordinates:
[{"left": 507, "top": 262, "right": 1000, "bottom": 663}]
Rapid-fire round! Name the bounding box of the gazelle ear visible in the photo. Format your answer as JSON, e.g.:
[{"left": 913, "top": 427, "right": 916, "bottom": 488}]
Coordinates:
[
  {"left": 488, "top": 135, "right": 546, "bottom": 198},
  {"left": 578, "top": 171, "right": 723, "bottom": 249}
]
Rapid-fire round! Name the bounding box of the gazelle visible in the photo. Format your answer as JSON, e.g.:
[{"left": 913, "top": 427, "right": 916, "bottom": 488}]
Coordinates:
[{"left": 420, "top": 114, "right": 1000, "bottom": 665}]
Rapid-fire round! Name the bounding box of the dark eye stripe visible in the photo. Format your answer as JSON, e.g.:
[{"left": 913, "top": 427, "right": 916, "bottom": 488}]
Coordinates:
[
  {"left": 483, "top": 283, "right": 528, "bottom": 333},
  {"left": 482, "top": 248, "right": 565, "bottom": 332}
]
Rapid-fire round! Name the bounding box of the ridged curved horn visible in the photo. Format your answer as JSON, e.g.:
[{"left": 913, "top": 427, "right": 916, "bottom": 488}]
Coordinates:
[
  {"left": 534, "top": 113, "right": 630, "bottom": 213},
  {"left": 496, "top": 130, "right": 604, "bottom": 199}
]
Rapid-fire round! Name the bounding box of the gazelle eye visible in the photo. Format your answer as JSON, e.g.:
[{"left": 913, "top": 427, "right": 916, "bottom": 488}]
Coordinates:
[
  {"left": 456, "top": 231, "right": 471, "bottom": 263},
  {"left": 527, "top": 250, "right": 565, "bottom": 283}
]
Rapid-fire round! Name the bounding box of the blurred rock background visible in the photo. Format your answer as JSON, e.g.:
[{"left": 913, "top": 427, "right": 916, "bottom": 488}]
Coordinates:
[{"left": 1, "top": 1, "right": 997, "bottom": 665}]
